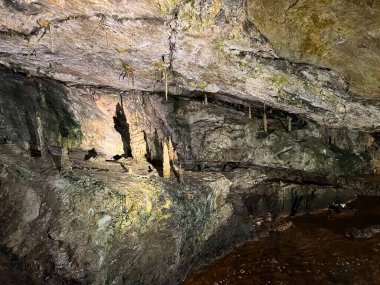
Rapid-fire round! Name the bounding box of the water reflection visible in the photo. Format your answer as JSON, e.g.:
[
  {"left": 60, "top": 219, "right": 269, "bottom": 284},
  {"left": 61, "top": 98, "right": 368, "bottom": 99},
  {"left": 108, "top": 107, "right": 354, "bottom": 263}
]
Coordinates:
[{"left": 183, "top": 196, "right": 380, "bottom": 285}]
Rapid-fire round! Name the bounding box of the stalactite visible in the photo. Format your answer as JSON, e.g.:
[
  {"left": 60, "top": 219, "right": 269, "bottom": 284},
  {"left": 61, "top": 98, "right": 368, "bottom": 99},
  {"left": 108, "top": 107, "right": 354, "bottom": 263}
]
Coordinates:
[
  {"left": 248, "top": 106, "right": 252, "bottom": 119},
  {"left": 153, "top": 57, "right": 169, "bottom": 101},
  {"left": 119, "top": 62, "right": 135, "bottom": 86},
  {"left": 204, "top": 94, "right": 208, "bottom": 105},
  {"left": 49, "top": 26, "right": 54, "bottom": 54},
  {"left": 164, "top": 71, "right": 168, "bottom": 101},
  {"left": 263, "top": 104, "right": 268, "bottom": 132},
  {"left": 163, "top": 140, "right": 171, "bottom": 178}
]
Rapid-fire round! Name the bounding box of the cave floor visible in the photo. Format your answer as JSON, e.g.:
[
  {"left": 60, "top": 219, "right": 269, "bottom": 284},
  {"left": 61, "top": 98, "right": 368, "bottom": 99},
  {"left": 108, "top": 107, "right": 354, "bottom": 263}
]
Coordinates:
[
  {"left": 2, "top": 195, "right": 379, "bottom": 285},
  {"left": 183, "top": 196, "right": 380, "bottom": 285}
]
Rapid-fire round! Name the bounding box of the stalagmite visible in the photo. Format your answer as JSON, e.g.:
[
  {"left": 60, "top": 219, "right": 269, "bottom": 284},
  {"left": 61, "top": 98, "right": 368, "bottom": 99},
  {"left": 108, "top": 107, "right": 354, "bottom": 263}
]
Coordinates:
[
  {"left": 204, "top": 94, "right": 208, "bottom": 105},
  {"left": 167, "top": 137, "right": 182, "bottom": 182},
  {"left": 287, "top": 115, "right": 292, "bottom": 132},
  {"left": 263, "top": 104, "right": 268, "bottom": 132},
  {"left": 248, "top": 106, "right": 252, "bottom": 119},
  {"left": 49, "top": 26, "right": 54, "bottom": 54},
  {"left": 178, "top": 164, "right": 184, "bottom": 183},
  {"left": 168, "top": 137, "right": 175, "bottom": 162},
  {"left": 149, "top": 149, "right": 154, "bottom": 161},
  {"left": 60, "top": 147, "right": 71, "bottom": 170},
  {"left": 163, "top": 141, "right": 171, "bottom": 179},
  {"left": 36, "top": 113, "right": 44, "bottom": 153}
]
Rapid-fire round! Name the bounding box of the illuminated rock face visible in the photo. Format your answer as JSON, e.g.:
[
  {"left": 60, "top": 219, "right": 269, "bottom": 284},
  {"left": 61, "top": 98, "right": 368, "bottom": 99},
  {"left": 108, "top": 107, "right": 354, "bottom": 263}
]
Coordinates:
[
  {"left": 1, "top": 1, "right": 380, "bottom": 284},
  {"left": 2, "top": 64, "right": 380, "bottom": 284},
  {"left": 1, "top": 0, "right": 380, "bottom": 130},
  {"left": 248, "top": 0, "right": 380, "bottom": 98}
]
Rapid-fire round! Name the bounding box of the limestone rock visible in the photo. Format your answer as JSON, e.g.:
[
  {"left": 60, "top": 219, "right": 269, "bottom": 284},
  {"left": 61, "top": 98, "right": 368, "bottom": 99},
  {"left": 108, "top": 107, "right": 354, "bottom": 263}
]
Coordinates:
[
  {"left": 248, "top": 0, "right": 380, "bottom": 98},
  {"left": 0, "top": 1, "right": 379, "bottom": 129},
  {"left": 1, "top": 2, "right": 380, "bottom": 284}
]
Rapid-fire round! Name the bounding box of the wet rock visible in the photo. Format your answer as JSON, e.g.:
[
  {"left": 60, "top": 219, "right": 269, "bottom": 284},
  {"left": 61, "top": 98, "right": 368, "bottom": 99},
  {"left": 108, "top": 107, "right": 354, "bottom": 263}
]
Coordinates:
[
  {"left": 346, "top": 228, "right": 375, "bottom": 239},
  {"left": 271, "top": 220, "right": 295, "bottom": 232},
  {"left": 346, "top": 225, "right": 380, "bottom": 239}
]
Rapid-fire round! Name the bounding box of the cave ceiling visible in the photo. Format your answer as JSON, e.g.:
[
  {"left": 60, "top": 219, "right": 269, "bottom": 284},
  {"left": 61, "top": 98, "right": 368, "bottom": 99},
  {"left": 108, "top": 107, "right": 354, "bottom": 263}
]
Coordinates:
[{"left": 1, "top": 0, "right": 380, "bottom": 129}]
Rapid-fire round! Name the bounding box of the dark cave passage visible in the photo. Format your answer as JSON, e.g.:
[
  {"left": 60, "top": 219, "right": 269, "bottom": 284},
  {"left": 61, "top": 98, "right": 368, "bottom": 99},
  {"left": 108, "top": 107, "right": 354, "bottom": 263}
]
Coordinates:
[{"left": 113, "top": 100, "right": 132, "bottom": 158}]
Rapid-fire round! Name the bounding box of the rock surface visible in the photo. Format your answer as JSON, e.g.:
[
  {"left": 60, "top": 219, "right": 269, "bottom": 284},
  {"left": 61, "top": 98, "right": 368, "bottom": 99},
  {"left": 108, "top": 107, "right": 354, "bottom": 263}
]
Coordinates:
[
  {"left": 248, "top": 0, "right": 380, "bottom": 98},
  {"left": 0, "top": 144, "right": 366, "bottom": 284},
  {"left": 0, "top": 0, "right": 380, "bottom": 129},
  {"left": 346, "top": 224, "right": 380, "bottom": 239},
  {"left": 1, "top": 1, "right": 380, "bottom": 284},
  {"left": 1, "top": 67, "right": 380, "bottom": 284}
]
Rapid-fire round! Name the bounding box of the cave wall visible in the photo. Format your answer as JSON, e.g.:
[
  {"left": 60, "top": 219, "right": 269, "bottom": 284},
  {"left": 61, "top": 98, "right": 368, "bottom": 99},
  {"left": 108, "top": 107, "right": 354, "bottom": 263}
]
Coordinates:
[
  {"left": 169, "top": 98, "right": 374, "bottom": 177},
  {"left": 247, "top": 0, "right": 380, "bottom": 97},
  {"left": 1, "top": 67, "right": 380, "bottom": 284},
  {"left": 0, "top": 0, "right": 380, "bottom": 283},
  {"left": 0, "top": 68, "right": 82, "bottom": 153},
  {"left": 0, "top": 65, "right": 377, "bottom": 174}
]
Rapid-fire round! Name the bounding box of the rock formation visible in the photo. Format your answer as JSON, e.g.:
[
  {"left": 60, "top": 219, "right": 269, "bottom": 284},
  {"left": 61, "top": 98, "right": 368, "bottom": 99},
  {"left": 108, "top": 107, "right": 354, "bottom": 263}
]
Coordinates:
[
  {"left": 0, "top": 0, "right": 380, "bottom": 284},
  {"left": 163, "top": 139, "right": 171, "bottom": 178}
]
